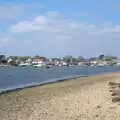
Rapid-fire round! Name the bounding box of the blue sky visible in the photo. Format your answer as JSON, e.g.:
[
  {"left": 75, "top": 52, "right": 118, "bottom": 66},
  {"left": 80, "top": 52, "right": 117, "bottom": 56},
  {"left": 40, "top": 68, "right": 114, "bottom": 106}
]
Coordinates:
[{"left": 0, "top": 0, "right": 120, "bottom": 57}]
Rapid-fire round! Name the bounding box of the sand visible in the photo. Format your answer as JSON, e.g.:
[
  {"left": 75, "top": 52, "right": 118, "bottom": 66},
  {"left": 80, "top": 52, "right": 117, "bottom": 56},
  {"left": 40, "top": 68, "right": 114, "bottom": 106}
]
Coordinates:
[{"left": 0, "top": 73, "right": 120, "bottom": 120}]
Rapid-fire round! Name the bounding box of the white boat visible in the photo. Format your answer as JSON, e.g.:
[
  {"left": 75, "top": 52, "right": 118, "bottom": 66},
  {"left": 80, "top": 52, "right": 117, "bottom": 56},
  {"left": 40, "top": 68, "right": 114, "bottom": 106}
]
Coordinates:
[
  {"left": 97, "top": 63, "right": 105, "bottom": 67},
  {"left": 19, "top": 63, "right": 31, "bottom": 67},
  {"left": 33, "top": 64, "right": 44, "bottom": 68}
]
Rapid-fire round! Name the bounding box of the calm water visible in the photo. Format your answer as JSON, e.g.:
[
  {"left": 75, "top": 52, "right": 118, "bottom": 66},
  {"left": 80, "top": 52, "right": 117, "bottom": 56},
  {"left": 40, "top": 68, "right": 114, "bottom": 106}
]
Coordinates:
[{"left": 0, "top": 66, "right": 120, "bottom": 92}]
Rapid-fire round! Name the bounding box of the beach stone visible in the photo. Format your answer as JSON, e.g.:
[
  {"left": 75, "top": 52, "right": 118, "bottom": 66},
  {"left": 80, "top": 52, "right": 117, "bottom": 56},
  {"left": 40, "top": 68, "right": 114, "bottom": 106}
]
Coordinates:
[
  {"left": 112, "top": 97, "right": 120, "bottom": 102},
  {"left": 109, "top": 82, "right": 120, "bottom": 86},
  {"left": 96, "top": 105, "right": 101, "bottom": 109},
  {"left": 111, "top": 92, "right": 117, "bottom": 96},
  {"left": 109, "top": 89, "right": 114, "bottom": 92},
  {"left": 95, "top": 114, "right": 99, "bottom": 118}
]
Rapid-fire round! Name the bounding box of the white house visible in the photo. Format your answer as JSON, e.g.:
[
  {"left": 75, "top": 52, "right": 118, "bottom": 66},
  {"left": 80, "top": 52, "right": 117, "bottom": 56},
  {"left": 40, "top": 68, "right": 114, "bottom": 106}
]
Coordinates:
[{"left": 32, "top": 58, "right": 46, "bottom": 67}]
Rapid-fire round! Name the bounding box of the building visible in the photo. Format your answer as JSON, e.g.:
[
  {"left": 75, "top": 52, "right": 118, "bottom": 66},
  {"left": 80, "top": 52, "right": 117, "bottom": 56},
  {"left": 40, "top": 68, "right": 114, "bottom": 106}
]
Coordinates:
[
  {"left": 0, "top": 55, "right": 7, "bottom": 64},
  {"left": 32, "top": 58, "right": 46, "bottom": 67}
]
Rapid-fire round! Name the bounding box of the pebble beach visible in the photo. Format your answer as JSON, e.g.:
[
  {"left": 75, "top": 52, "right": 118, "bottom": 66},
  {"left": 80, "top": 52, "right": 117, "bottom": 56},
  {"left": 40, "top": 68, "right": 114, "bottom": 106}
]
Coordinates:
[{"left": 0, "top": 73, "right": 120, "bottom": 120}]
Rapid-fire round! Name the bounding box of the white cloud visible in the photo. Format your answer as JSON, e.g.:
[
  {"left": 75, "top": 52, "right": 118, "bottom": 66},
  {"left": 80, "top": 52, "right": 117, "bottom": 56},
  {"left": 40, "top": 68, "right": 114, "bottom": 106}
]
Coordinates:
[
  {"left": 2, "top": 11, "right": 120, "bottom": 57},
  {"left": 34, "top": 16, "right": 46, "bottom": 24},
  {"left": 10, "top": 21, "right": 41, "bottom": 33},
  {"left": 10, "top": 14, "right": 65, "bottom": 33},
  {"left": 10, "top": 12, "right": 120, "bottom": 36}
]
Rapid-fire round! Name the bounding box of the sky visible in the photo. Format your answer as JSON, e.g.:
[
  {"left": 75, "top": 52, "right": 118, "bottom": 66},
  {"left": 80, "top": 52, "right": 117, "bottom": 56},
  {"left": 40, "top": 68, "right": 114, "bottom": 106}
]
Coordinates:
[{"left": 0, "top": 0, "right": 120, "bottom": 57}]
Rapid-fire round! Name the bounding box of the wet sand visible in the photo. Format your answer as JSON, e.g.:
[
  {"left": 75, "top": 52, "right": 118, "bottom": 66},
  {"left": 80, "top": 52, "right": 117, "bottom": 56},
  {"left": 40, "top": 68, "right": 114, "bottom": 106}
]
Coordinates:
[{"left": 0, "top": 73, "right": 120, "bottom": 120}]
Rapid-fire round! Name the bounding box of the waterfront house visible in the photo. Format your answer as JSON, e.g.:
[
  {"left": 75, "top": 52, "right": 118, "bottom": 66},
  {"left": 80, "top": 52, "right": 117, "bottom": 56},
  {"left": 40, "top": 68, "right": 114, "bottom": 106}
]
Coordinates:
[
  {"left": 32, "top": 58, "right": 46, "bottom": 67},
  {"left": 26, "top": 58, "right": 32, "bottom": 64}
]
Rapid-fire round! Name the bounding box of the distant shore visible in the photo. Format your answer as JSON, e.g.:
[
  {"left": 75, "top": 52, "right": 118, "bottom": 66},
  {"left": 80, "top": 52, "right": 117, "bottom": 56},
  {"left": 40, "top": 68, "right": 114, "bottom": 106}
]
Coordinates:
[{"left": 0, "top": 73, "right": 120, "bottom": 120}]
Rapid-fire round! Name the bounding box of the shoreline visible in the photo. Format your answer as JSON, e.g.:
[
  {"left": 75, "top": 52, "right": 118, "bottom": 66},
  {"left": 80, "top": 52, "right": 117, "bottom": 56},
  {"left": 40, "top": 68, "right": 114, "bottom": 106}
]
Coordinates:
[
  {"left": 0, "top": 75, "right": 88, "bottom": 95},
  {"left": 1, "top": 66, "right": 120, "bottom": 95},
  {"left": 0, "top": 70, "right": 120, "bottom": 95},
  {"left": 0, "top": 71, "right": 118, "bottom": 95}
]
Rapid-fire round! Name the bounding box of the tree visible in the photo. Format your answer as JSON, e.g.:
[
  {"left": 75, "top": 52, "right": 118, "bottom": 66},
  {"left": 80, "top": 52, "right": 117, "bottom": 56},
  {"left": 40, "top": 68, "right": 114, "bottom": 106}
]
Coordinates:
[
  {"left": 0, "top": 55, "right": 7, "bottom": 64},
  {"left": 63, "top": 55, "right": 73, "bottom": 64},
  {"left": 34, "top": 55, "right": 40, "bottom": 59},
  {"left": 99, "top": 54, "right": 105, "bottom": 60},
  {"left": 105, "top": 56, "right": 117, "bottom": 61},
  {"left": 78, "top": 56, "right": 87, "bottom": 62}
]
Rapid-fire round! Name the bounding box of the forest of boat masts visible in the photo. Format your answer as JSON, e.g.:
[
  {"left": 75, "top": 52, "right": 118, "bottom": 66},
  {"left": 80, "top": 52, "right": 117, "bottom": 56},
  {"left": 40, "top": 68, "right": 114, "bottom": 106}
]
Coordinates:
[{"left": 0, "top": 54, "right": 120, "bottom": 68}]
